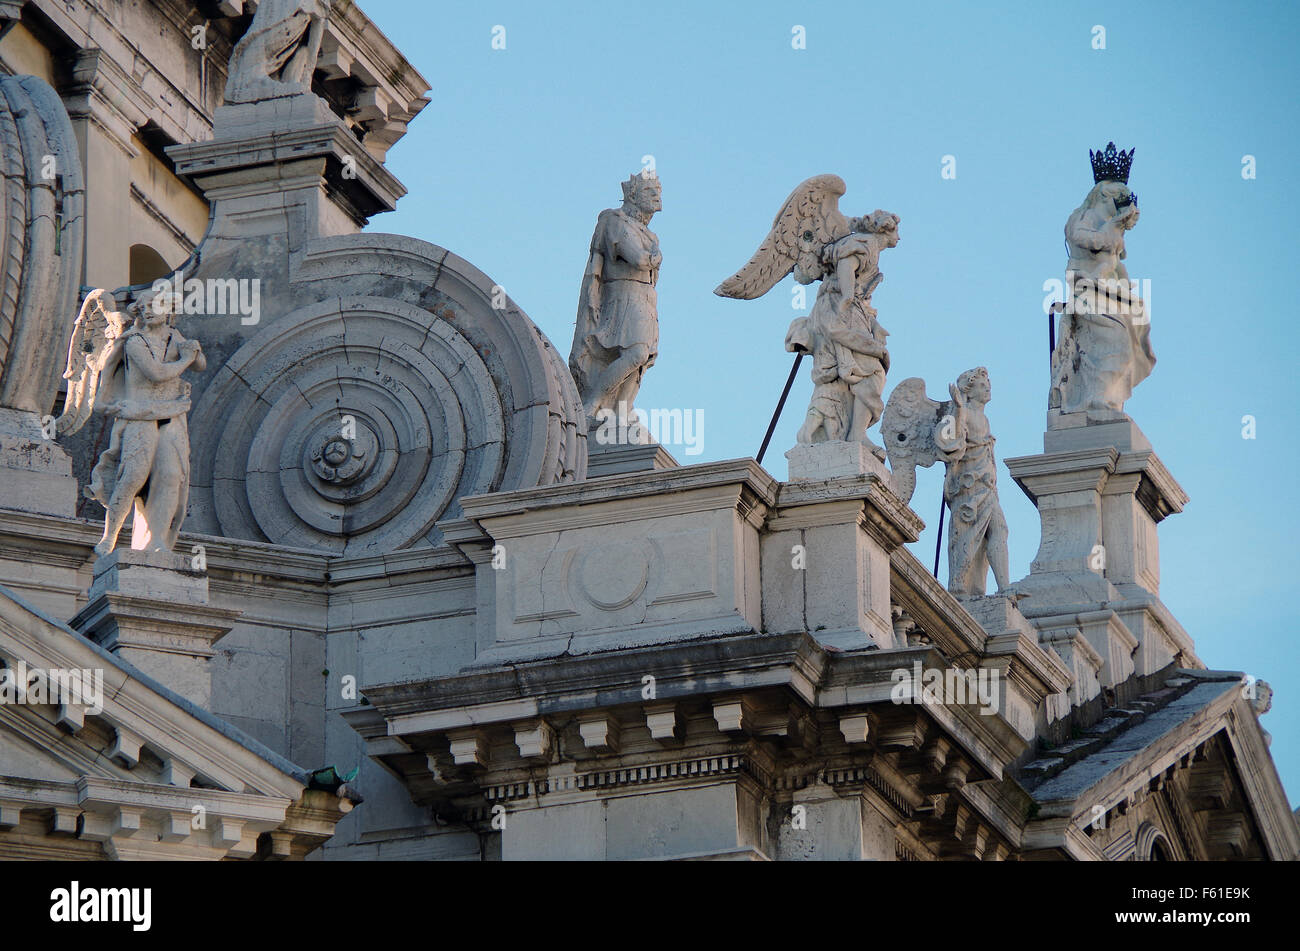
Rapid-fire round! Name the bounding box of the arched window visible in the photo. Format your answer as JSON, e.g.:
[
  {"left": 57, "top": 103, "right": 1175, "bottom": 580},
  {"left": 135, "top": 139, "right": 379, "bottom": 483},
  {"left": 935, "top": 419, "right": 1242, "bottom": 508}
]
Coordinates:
[
  {"left": 1136, "top": 821, "right": 1174, "bottom": 861},
  {"left": 129, "top": 244, "right": 172, "bottom": 286}
]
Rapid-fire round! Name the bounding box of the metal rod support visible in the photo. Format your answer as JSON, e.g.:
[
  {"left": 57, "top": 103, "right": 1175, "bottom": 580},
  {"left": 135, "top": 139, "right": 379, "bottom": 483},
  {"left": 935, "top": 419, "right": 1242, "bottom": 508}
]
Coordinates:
[
  {"left": 757, "top": 352, "right": 804, "bottom": 466},
  {"left": 933, "top": 496, "right": 946, "bottom": 580}
]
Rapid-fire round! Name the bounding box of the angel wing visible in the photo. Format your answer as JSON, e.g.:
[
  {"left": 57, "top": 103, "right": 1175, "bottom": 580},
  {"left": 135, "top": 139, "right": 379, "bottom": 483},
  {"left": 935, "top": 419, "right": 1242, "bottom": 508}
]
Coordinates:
[
  {"left": 880, "top": 377, "right": 953, "bottom": 504},
  {"left": 56, "top": 289, "right": 124, "bottom": 436},
  {"left": 714, "top": 174, "right": 851, "bottom": 300}
]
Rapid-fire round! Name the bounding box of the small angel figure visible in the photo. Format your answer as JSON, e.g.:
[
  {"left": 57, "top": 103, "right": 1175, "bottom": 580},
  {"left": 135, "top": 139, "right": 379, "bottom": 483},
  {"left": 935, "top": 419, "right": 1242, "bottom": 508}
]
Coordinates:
[
  {"left": 882, "top": 368, "right": 1010, "bottom": 598},
  {"left": 59, "top": 287, "right": 206, "bottom": 556},
  {"left": 715, "top": 175, "right": 899, "bottom": 458}
]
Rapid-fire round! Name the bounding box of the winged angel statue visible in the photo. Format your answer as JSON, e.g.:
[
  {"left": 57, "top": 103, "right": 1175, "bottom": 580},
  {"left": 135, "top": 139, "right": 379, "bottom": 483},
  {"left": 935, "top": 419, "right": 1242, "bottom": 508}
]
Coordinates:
[
  {"left": 881, "top": 368, "right": 1009, "bottom": 598},
  {"left": 715, "top": 175, "right": 899, "bottom": 459},
  {"left": 57, "top": 288, "right": 206, "bottom": 556}
]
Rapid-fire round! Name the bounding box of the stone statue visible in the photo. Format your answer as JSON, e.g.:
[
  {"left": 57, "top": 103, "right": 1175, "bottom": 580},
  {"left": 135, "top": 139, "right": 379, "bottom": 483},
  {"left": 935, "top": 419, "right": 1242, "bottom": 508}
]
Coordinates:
[
  {"left": 1250, "top": 680, "right": 1274, "bottom": 746},
  {"left": 225, "top": 0, "right": 330, "bottom": 104},
  {"left": 882, "top": 368, "right": 1010, "bottom": 598},
  {"left": 568, "top": 171, "right": 662, "bottom": 436},
  {"left": 715, "top": 175, "right": 899, "bottom": 459},
  {"left": 58, "top": 288, "right": 206, "bottom": 556},
  {"left": 1051, "top": 143, "right": 1154, "bottom": 420}
]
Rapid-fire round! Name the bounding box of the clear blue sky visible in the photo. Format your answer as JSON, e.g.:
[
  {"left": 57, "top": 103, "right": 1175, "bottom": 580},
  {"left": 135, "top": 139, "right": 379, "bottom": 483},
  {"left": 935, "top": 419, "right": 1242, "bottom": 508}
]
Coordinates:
[{"left": 362, "top": 0, "right": 1300, "bottom": 802}]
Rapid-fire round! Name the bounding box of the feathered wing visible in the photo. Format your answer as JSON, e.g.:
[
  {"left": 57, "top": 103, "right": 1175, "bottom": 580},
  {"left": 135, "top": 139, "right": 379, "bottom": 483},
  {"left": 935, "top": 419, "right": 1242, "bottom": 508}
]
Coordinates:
[
  {"left": 714, "top": 174, "right": 849, "bottom": 300},
  {"left": 881, "top": 377, "right": 951, "bottom": 504},
  {"left": 56, "top": 289, "right": 120, "bottom": 436}
]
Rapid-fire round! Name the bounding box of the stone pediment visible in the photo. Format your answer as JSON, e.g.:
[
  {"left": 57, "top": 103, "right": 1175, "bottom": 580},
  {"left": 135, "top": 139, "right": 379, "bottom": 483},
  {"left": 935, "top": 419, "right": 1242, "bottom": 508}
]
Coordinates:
[
  {"left": 0, "top": 584, "right": 353, "bottom": 859},
  {"left": 1021, "top": 669, "right": 1299, "bottom": 860}
]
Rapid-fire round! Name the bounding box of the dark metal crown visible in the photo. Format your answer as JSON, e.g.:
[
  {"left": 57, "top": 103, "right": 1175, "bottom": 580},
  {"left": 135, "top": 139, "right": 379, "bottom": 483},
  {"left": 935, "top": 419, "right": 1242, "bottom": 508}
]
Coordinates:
[{"left": 1090, "top": 142, "right": 1134, "bottom": 184}]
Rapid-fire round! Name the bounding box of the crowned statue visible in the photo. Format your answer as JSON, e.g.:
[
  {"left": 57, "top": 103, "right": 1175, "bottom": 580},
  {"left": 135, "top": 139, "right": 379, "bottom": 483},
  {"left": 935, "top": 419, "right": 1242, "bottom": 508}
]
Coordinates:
[
  {"left": 1051, "top": 142, "right": 1154, "bottom": 420},
  {"left": 58, "top": 288, "right": 206, "bottom": 556},
  {"left": 715, "top": 175, "right": 899, "bottom": 460},
  {"left": 569, "top": 170, "right": 663, "bottom": 437}
]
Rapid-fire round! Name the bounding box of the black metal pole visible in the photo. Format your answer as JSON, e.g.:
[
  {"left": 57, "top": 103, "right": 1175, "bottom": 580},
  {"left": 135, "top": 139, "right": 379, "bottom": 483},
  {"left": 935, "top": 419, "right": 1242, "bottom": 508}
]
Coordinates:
[
  {"left": 933, "top": 496, "right": 946, "bottom": 580},
  {"left": 756, "top": 352, "right": 804, "bottom": 465},
  {"left": 1048, "top": 301, "right": 1061, "bottom": 365}
]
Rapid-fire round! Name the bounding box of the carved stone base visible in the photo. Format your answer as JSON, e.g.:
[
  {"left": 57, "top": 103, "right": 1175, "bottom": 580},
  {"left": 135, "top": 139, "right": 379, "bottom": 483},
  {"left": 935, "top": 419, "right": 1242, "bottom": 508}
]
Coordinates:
[
  {"left": 763, "top": 462, "right": 921, "bottom": 652},
  {"left": 71, "top": 549, "right": 241, "bottom": 709},
  {"left": 964, "top": 594, "right": 1074, "bottom": 737},
  {"left": 1047, "top": 407, "right": 1130, "bottom": 431},
  {"left": 786, "top": 440, "right": 892, "bottom": 484},
  {"left": 586, "top": 440, "right": 679, "bottom": 478},
  {"left": 1006, "top": 418, "right": 1200, "bottom": 700},
  {"left": 168, "top": 93, "right": 406, "bottom": 233},
  {"left": 0, "top": 409, "right": 78, "bottom": 518}
]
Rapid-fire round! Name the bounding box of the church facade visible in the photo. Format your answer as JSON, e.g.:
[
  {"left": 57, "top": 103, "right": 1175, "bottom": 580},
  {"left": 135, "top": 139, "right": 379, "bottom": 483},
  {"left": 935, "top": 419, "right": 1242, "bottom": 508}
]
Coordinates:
[{"left": 0, "top": 0, "right": 1293, "bottom": 862}]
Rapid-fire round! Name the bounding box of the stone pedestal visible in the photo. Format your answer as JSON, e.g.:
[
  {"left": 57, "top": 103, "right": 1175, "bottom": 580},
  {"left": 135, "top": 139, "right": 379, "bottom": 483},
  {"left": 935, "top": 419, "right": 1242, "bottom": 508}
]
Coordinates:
[
  {"left": 169, "top": 95, "right": 405, "bottom": 234},
  {"left": 0, "top": 409, "right": 78, "bottom": 518},
  {"left": 445, "top": 459, "right": 778, "bottom": 665},
  {"left": 762, "top": 463, "right": 921, "bottom": 651},
  {"left": 586, "top": 440, "right": 679, "bottom": 478},
  {"left": 786, "top": 440, "right": 892, "bottom": 484},
  {"left": 70, "top": 550, "right": 241, "bottom": 709},
  {"left": 965, "top": 595, "right": 1075, "bottom": 736},
  {"left": 1005, "top": 418, "right": 1199, "bottom": 699}
]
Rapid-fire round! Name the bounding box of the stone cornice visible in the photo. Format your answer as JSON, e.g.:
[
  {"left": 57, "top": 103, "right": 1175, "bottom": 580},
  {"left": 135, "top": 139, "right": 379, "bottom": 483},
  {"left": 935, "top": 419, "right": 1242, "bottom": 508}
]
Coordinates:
[
  {"left": 325, "top": 0, "right": 430, "bottom": 116},
  {"left": 30, "top": 0, "right": 220, "bottom": 143},
  {"left": 888, "top": 546, "right": 990, "bottom": 661},
  {"left": 1220, "top": 698, "right": 1300, "bottom": 859},
  {"left": 773, "top": 472, "right": 924, "bottom": 548},
  {"left": 129, "top": 182, "right": 197, "bottom": 252},
  {"left": 0, "top": 585, "right": 354, "bottom": 858},
  {"left": 0, "top": 588, "right": 306, "bottom": 798},
  {"left": 363, "top": 631, "right": 826, "bottom": 725},
  {"left": 458, "top": 458, "right": 780, "bottom": 532}
]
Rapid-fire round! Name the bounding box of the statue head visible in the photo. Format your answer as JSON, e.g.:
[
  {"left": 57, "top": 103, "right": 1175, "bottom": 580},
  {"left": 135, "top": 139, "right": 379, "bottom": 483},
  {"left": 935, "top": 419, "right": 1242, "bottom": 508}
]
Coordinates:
[
  {"left": 622, "top": 171, "right": 662, "bottom": 219},
  {"left": 1081, "top": 179, "right": 1138, "bottom": 222},
  {"left": 133, "top": 284, "right": 180, "bottom": 329},
  {"left": 956, "top": 366, "right": 991, "bottom": 404},
  {"left": 1249, "top": 680, "right": 1273, "bottom": 716},
  {"left": 852, "top": 209, "right": 901, "bottom": 248}
]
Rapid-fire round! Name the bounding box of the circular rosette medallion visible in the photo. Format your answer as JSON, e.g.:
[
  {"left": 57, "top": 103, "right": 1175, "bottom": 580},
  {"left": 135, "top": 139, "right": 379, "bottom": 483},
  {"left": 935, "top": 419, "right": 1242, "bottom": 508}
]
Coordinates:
[{"left": 190, "top": 298, "right": 504, "bottom": 555}]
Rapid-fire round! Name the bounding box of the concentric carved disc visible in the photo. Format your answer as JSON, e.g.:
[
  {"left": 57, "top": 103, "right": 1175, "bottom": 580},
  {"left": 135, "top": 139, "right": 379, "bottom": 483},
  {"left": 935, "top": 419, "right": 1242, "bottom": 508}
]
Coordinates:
[
  {"left": 191, "top": 297, "right": 504, "bottom": 555},
  {"left": 187, "top": 237, "right": 586, "bottom": 556}
]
